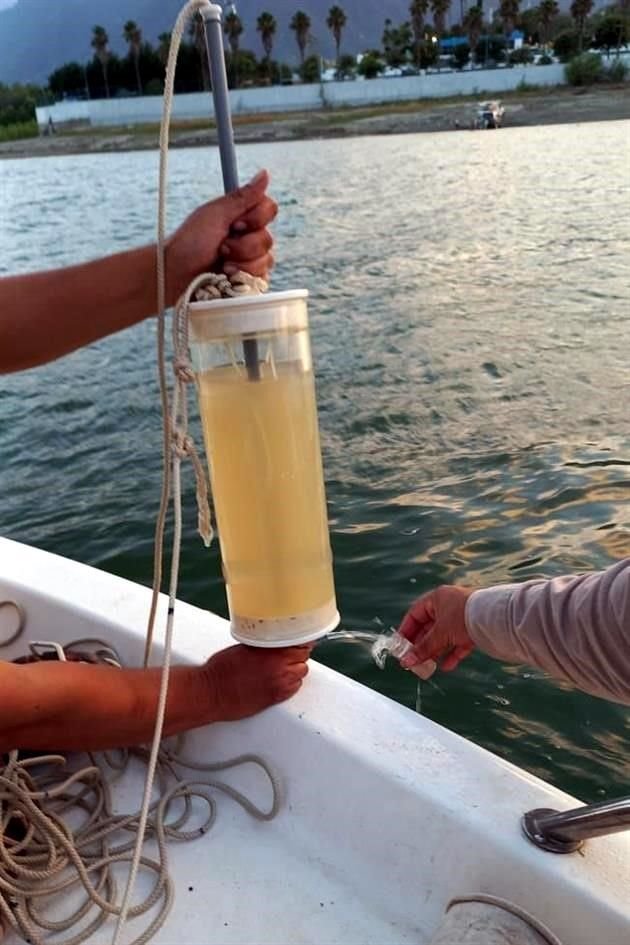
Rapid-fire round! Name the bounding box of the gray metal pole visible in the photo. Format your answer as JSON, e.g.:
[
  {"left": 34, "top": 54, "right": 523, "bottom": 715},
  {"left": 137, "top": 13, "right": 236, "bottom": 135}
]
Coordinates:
[
  {"left": 202, "top": 3, "right": 259, "bottom": 380},
  {"left": 203, "top": 5, "right": 239, "bottom": 191}
]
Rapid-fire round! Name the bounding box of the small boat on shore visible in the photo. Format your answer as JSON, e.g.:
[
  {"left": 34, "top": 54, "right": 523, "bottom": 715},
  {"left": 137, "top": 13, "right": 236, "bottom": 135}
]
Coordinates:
[{"left": 474, "top": 100, "right": 505, "bottom": 129}]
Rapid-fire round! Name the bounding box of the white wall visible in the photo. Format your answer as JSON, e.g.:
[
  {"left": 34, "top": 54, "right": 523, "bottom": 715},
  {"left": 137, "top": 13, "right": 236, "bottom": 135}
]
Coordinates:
[
  {"left": 37, "top": 99, "right": 90, "bottom": 127},
  {"left": 36, "top": 64, "right": 568, "bottom": 130},
  {"left": 229, "top": 82, "right": 323, "bottom": 114},
  {"left": 324, "top": 64, "right": 566, "bottom": 106}
]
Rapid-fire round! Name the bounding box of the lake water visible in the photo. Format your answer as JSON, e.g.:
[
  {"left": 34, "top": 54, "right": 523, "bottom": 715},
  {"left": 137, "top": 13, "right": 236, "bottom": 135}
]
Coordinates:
[{"left": 1, "top": 121, "right": 629, "bottom": 801}]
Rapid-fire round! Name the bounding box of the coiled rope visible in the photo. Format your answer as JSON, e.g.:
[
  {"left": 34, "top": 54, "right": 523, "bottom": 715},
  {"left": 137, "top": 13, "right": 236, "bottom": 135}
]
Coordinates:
[{"left": 0, "top": 720, "right": 279, "bottom": 945}]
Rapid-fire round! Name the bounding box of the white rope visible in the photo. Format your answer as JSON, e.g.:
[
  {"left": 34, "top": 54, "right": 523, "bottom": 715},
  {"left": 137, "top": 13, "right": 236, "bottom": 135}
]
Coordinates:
[
  {"left": 114, "top": 1, "right": 268, "bottom": 940},
  {"left": 114, "top": 4, "right": 214, "bottom": 938},
  {"left": 0, "top": 600, "right": 26, "bottom": 647},
  {"left": 0, "top": 727, "right": 280, "bottom": 945},
  {"left": 0, "top": 2, "right": 275, "bottom": 943},
  {"left": 446, "top": 895, "right": 564, "bottom": 945}
]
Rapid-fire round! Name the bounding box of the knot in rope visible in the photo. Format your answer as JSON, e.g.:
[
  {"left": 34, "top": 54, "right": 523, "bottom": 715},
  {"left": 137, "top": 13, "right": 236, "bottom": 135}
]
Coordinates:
[
  {"left": 171, "top": 430, "right": 194, "bottom": 459},
  {"left": 173, "top": 359, "right": 195, "bottom": 385}
]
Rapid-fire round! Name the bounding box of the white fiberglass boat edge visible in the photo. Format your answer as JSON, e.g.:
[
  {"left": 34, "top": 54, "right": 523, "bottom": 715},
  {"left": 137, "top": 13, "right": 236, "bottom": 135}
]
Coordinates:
[{"left": 0, "top": 536, "right": 629, "bottom": 944}]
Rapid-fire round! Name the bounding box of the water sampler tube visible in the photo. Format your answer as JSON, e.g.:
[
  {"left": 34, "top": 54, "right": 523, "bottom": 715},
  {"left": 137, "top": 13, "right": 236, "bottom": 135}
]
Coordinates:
[
  {"left": 189, "top": 291, "right": 339, "bottom": 646},
  {"left": 190, "top": 2, "right": 339, "bottom": 647}
]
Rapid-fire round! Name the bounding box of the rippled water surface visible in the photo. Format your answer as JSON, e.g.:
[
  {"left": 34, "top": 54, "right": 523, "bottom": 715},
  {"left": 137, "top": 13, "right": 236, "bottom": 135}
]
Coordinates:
[{"left": 1, "top": 122, "right": 629, "bottom": 800}]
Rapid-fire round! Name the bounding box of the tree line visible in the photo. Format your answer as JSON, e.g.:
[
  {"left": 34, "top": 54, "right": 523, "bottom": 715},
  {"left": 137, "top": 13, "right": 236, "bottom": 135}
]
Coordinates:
[
  {"left": 48, "top": 8, "right": 348, "bottom": 100},
  {"left": 1, "top": 0, "right": 627, "bottom": 132},
  {"left": 42, "top": 2, "right": 629, "bottom": 99}
]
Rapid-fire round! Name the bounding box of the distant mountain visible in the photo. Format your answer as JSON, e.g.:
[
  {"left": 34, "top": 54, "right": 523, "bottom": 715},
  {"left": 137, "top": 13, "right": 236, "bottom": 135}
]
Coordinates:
[{"left": 0, "top": 0, "right": 416, "bottom": 85}]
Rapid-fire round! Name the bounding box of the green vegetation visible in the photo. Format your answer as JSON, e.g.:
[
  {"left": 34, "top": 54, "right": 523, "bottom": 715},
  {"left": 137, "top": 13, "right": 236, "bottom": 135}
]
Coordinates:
[
  {"left": 463, "top": 4, "right": 483, "bottom": 64},
  {"left": 565, "top": 50, "right": 603, "bottom": 83},
  {"left": 593, "top": 12, "right": 629, "bottom": 53},
  {"left": 0, "top": 82, "right": 47, "bottom": 124},
  {"left": 383, "top": 19, "right": 413, "bottom": 67},
  {"left": 564, "top": 21, "right": 629, "bottom": 85},
  {"left": 224, "top": 11, "right": 243, "bottom": 55},
  {"left": 570, "top": 0, "right": 595, "bottom": 52},
  {"left": 451, "top": 42, "right": 471, "bottom": 69},
  {"left": 0, "top": 82, "right": 49, "bottom": 142},
  {"left": 300, "top": 54, "right": 321, "bottom": 83},
  {"left": 335, "top": 53, "right": 356, "bottom": 78},
  {"left": 538, "top": 0, "right": 560, "bottom": 46},
  {"left": 509, "top": 46, "right": 535, "bottom": 62},
  {"left": 289, "top": 10, "right": 311, "bottom": 65},
  {"left": 0, "top": 120, "right": 38, "bottom": 142},
  {"left": 327, "top": 6, "right": 348, "bottom": 66},
  {"left": 409, "top": 0, "right": 430, "bottom": 69},
  {"left": 499, "top": 0, "right": 521, "bottom": 35},
  {"left": 358, "top": 52, "right": 383, "bottom": 78},
  {"left": 554, "top": 28, "right": 587, "bottom": 61},
  {"left": 256, "top": 11, "right": 277, "bottom": 63}
]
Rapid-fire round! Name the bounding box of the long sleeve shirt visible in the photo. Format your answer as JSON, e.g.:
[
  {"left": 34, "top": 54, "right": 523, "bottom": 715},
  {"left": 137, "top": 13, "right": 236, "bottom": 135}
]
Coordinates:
[{"left": 465, "top": 558, "right": 630, "bottom": 705}]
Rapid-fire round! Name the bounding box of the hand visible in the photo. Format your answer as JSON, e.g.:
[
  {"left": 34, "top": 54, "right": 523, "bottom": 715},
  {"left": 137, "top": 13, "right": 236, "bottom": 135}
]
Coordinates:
[
  {"left": 204, "top": 644, "right": 311, "bottom": 722},
  {"left": 164, "top": 169, "right": 277, "bottom": 305},
  {"left": 398, "top": 586, "right": 476, "bottom": 677}
]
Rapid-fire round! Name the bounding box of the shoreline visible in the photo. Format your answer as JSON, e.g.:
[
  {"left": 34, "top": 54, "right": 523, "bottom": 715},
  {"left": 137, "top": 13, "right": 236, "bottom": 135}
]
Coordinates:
[{"left": 1, "top": 85, "right": 628, "bottom": 159}]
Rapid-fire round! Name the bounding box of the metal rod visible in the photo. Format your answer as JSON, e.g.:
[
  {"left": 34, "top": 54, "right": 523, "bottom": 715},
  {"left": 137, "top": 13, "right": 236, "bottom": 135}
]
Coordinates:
[
  {"left": 202, "top": 4, "right": 259, "bottom": 381},
  {"left": 522, "top": 796, "right": 630, "bottom": 854}
]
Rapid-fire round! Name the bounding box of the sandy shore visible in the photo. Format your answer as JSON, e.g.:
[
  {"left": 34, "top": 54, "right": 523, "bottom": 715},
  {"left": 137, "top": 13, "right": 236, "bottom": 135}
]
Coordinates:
[{"left": 1, "top": 85, "right": 628, "bottom": 159}]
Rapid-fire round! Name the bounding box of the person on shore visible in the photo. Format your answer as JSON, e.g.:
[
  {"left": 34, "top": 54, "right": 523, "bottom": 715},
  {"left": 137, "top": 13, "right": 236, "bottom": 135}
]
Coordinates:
[
  {"left": 399, "top": 558, "right": 630, "bottom": 705},
  {"left": 0, "top": 169, "right": 313, "bottom": 753}
]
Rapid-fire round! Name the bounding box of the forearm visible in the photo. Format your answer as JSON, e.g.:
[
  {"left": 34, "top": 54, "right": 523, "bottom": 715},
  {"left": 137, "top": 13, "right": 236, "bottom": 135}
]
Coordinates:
[
  {"left": 466, "top": 559, "right": 630, "bottom": 704},
  {"left": 0, "top": 661, "right": 217, "bottom": 753},
  {"left": 0, "top": 245, "right": 159, "bottom": 373}
]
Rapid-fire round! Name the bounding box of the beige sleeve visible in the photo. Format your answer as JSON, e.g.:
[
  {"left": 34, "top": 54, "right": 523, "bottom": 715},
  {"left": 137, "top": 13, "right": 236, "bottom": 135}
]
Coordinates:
[{"left": 465, "top": 559, "right": 630, "bottom": 705}]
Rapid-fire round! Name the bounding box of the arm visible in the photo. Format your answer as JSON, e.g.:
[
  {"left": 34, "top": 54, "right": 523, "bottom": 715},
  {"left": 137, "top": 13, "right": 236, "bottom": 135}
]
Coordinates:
[
  {"left": 0, "top": 246, "right": 159, "bottom": 373},
  {"left": 466, "top": 559, "right": 630, "bottom": 704},
  {"left": 398, "top": 559, "right": 630, "bottom": 705},
  {"left": 0, "top": 644, "right": 310, "bottom": 754},
  {"left": 0, "top": 170, "right": 276, "bottom": 374}
]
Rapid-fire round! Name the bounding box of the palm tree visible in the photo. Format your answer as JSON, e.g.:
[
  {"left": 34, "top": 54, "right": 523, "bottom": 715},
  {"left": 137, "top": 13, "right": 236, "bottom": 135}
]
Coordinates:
[
  {"left": 499, "top": 0, "right": 520, "bottom": 35},
  {"left": 463, "top": 3, "right": 483, "bottom": 62},
  {"left": 224, "top": 10, "right": 244, "bottom": 54},
  {"left": 290, "top": 10, "right": 312, "bottom": 65},
  {"left": 327, "top": 5, "right": 348, "bottom": 65},
  {"left": 537, "top": 0, "right": 559, "bottom": 48},
  {"left": 570, "top": 0, "right": 594, "bottom": 50},
  {"left": 430, "top": 0, "right": 451, "bottom": 66},
  {"left": 91, "top": 25, "right": 111, "bottom": 99},
  {"left": 123, "top": 20, "right": 143, "bottom": 95},
  {"left": 256, "top": 11, "right": 277, "bottom": 62},
  {"left": 158, "top": 32, "right": 171, "bottom": 69},
  {"left": 409, "top": 0, "right": 430, "bottom": 67},
  {"left": 188, "top": 11, "right": 210, "bottom": 90}
]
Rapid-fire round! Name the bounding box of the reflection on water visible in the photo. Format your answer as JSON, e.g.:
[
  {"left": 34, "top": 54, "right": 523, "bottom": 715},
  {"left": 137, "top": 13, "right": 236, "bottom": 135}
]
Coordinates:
[{"left": 1, "top": 121, "right": 629, "bottom": 800}]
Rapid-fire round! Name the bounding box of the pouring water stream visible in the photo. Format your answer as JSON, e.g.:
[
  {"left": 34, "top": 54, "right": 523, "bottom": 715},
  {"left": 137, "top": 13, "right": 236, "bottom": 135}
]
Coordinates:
[{"left": 321, "top": 629, "right": 440, "bottom": 714}]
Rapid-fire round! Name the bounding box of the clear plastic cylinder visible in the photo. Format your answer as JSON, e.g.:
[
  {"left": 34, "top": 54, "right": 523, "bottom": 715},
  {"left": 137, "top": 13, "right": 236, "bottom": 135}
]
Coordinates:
[{"left": 188, "top": 289, "right": 339, "bottom": 646}]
